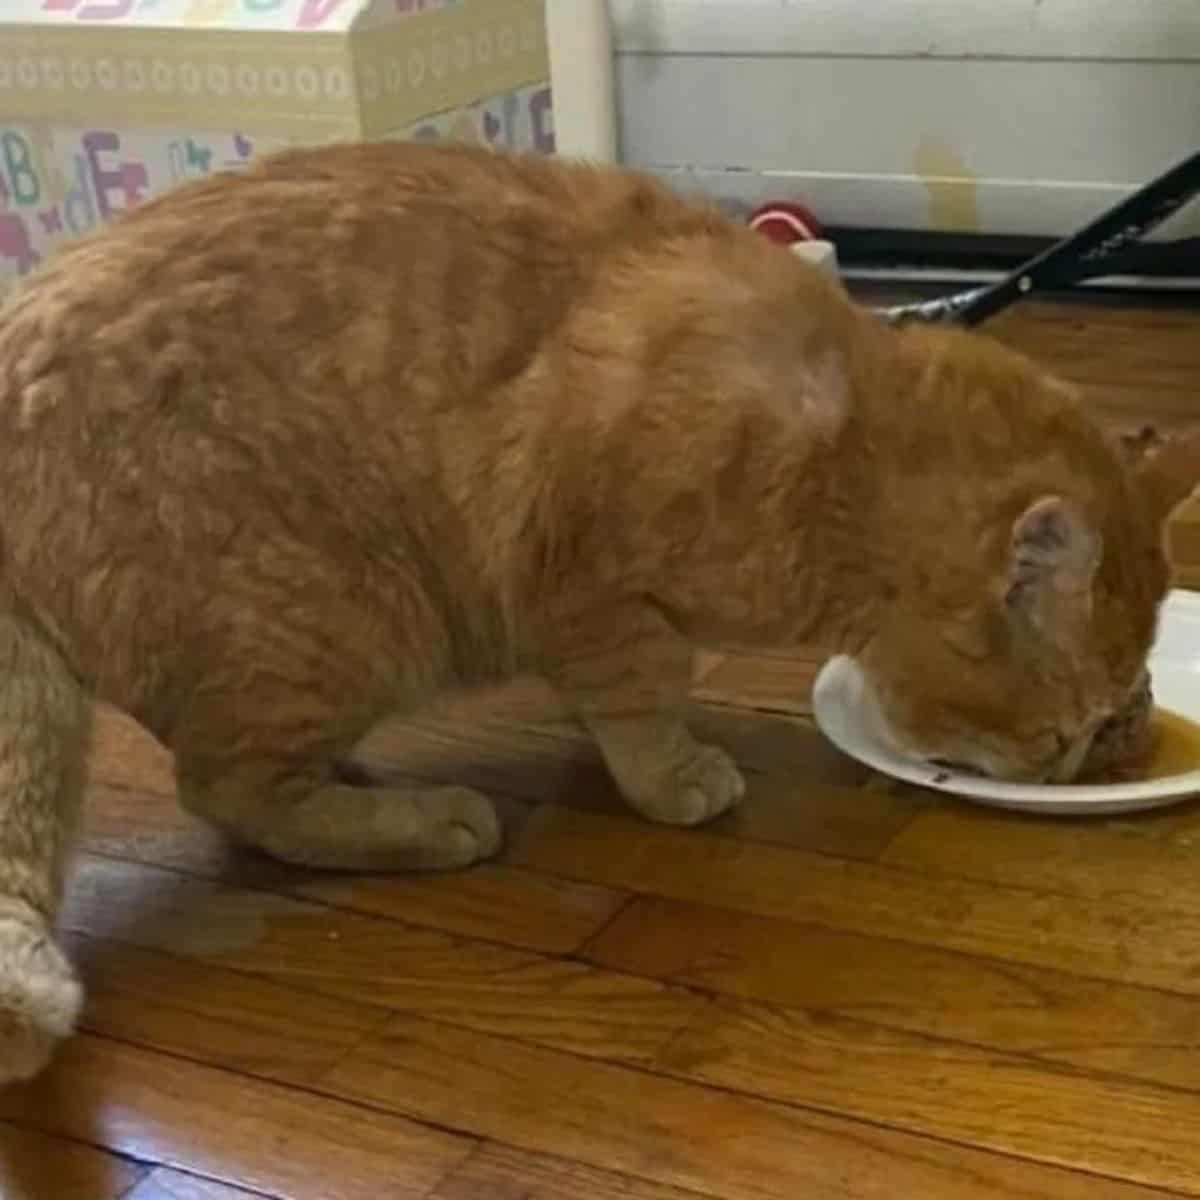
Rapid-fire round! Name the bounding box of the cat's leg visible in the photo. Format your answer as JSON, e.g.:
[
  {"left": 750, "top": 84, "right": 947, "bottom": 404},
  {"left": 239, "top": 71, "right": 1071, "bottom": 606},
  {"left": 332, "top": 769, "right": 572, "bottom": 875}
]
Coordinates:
[
  {"left": 182, "top": 770, "right": 501, "bottom": 872},
  {"left": 547, "top": 602, "right": 745, "bottom": 825},
  {"left": 173, "top": 679, "right": 500, "bottom": 872},
  {"left": 0, "top": 613, "right": 91, "bottom": 1084}
]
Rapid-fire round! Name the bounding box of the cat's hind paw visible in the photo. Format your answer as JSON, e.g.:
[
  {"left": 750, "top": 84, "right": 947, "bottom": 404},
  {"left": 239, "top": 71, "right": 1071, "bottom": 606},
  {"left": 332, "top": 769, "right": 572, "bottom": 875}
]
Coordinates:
[
  {"left": 386, "top": 785, "right": 503, "bottom": 870},
  {"left": 0, "top": 910, "right": 82, "bottom": 1086}
]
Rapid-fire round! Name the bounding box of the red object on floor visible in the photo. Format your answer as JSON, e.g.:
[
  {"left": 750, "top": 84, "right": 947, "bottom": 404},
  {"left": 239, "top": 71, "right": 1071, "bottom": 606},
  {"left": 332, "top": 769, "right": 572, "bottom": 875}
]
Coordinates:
[{"left": 748, "top": 201, "right": 824, "bottom": 246}]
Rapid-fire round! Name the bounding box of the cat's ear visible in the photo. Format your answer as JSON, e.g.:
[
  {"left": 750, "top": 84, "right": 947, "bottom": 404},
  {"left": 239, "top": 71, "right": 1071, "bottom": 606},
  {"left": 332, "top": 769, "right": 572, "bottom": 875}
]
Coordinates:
[
  {"left": 1133, "top": 427, "right": 1200, "bottom": 523},
  {"left": 1004, "top": 496, "right": 1100, "bottom": 647}
]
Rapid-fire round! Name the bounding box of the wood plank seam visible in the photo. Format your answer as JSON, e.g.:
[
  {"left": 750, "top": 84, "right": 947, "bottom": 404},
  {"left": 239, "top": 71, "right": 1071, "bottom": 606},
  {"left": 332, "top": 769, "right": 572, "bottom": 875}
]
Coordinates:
[
  {"left": 693, "top": 697, "right": 815, "bottom": 721},
  {"left": 570, "top": 891, "right": 644, "bottom": 962},
  {"left": 117, "top": 1167, "right": 282, "bottom": 1200}
]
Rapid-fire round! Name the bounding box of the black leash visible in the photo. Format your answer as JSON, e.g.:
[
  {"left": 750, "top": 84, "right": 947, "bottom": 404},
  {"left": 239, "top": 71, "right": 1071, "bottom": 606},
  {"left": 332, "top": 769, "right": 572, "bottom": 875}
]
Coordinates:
[{"left": 880, "top": 148, "right": 1200, "bottom": 327}]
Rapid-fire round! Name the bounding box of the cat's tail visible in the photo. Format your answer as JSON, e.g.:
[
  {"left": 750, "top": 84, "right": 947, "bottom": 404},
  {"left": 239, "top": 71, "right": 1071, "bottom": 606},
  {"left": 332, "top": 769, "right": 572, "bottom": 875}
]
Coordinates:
[{"left": 0, "top": 610, "right": 90, "bottom": 1085}]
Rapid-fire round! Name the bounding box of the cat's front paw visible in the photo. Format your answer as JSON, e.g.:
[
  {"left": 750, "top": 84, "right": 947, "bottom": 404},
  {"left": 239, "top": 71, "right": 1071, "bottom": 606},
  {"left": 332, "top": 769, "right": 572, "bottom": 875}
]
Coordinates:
[
  {"left": 0, "top": 911, "right": 82, "bottom": 1086},
  {"left": 625, "top": 743, "right": 746, "bottom": 826},
  {"left": 258, "top": 783, "right": 503, "bottom": 873},
  {"left": 405, "top": 785, "right": 504, "bottom": 869}
]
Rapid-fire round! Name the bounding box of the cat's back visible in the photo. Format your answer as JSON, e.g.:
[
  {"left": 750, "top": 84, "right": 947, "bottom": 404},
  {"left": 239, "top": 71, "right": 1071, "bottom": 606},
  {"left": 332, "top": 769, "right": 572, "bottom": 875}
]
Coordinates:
[
  {"left": 3, "top": 144, "right": 694, "bottom": 355},
  {"left": 0, "top": 143, "right": 722, "bottom": 621},
  {"left": 0, "top": 144, "right": 710, "bottom": 701},
  {"left": 0, "top": 142, "right": 720, "bottom": 456}
]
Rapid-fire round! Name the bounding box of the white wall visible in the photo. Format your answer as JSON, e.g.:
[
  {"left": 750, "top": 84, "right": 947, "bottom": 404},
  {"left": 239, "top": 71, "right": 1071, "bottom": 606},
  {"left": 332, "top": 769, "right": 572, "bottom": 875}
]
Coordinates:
[{"left": 609, "top": 0, "right": 1200, "bottom": 237}]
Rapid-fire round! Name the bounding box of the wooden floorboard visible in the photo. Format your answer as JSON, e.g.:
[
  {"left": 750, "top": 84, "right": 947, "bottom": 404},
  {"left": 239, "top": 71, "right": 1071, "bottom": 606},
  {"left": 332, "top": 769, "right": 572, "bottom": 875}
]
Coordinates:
[
  {"left": 62, "top": 854, "right": 703, "bottom": 1067},
  {"left": 429, "top": 1144, "right": 710, "bottom": 1200},
  {"left": 5, "top": 294, "right": 1200, "bottom": 1196},
  {"left": 0, "top": 1037, "right": 473, "bottom": 1200},
  {"left": 321, "top": 1013, "right": 1182, "bottom": 1200},
  {"left": 123, "top": 1170, "right": 277, "bottom": 1200},
  {"left": 0, "top": 1122, "right": 147, "bottom": 1200},
  {"left": 510, "top": 804, "right": 1200, "bottom": 995},
  {"left": 586, "top": 896, "right": 1200, "bottom": 1093}
]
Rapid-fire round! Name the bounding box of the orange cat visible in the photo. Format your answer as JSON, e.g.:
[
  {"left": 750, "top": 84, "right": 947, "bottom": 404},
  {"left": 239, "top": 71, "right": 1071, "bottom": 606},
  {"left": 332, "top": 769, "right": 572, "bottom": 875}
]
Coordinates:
[{"left": 0, "top": 142, "right": 1195, "bottom": 1083}]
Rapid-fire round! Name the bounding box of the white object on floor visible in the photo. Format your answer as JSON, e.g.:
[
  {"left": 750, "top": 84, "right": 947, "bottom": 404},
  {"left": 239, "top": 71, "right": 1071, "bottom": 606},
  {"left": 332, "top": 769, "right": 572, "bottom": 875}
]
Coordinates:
[
  {"left": 545, "top": 0, "right": 617, "bottom": 162},
  {"left": 813, "top": 588, "right": 1200, "bottom": 816},
  {"left": 789, "top": 240, "right": 839, "bottom": 275}
]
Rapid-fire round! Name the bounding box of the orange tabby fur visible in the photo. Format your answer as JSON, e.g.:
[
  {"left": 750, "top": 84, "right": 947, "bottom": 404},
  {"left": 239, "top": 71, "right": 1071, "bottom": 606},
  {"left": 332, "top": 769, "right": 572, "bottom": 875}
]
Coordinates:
[{"left": 0, "top": 142, "right": 1195, "bottom": 1083}]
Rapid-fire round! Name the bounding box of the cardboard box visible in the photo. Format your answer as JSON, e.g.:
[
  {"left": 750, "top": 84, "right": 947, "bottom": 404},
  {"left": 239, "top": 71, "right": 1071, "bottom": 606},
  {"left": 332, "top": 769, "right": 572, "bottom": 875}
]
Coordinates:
[{"left": 0, "top": 0, "right": 553, "bottom": 288}]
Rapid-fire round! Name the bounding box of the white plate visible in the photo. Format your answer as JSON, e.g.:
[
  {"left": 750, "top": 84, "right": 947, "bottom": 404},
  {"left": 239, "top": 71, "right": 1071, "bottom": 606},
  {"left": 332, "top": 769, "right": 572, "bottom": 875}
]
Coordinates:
[{"left": 812, "top": 588, "right": 1200, "bottom": 815}]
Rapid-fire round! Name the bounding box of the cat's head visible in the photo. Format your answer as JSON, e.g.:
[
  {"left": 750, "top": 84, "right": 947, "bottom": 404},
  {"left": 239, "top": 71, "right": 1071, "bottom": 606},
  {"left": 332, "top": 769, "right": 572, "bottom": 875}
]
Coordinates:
[{"left": 857, "top": 333, "right": 1200, "bottom": 783}]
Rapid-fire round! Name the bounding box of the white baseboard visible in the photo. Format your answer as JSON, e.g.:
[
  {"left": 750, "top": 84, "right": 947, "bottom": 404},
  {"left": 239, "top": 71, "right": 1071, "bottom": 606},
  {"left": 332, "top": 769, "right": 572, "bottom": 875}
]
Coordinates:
[
  {"left": 610, "top": 0, "right": 1200, "bottom": 63},
  {"left": 649, "top": 165, "right": 1149, "bottom": 242},
  {"left": 609, "top": 1, "right": 1200, "bottom": 237}
]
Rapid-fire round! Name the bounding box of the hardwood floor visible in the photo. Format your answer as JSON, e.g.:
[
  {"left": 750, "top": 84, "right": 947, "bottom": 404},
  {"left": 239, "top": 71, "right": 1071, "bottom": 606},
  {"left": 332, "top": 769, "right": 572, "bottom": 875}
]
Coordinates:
[{"left": 4, "top": 296, "right": 1200, "bottom": 1199}]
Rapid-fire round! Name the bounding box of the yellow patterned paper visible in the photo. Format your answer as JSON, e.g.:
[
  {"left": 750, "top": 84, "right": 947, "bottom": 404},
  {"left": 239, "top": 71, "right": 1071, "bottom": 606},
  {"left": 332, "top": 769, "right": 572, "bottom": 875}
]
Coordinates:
[{"left": 0, "top": 0, "right": 547, "bottom": 139}]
